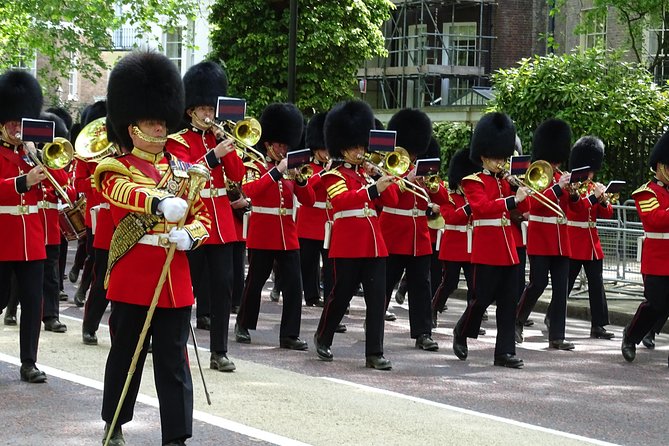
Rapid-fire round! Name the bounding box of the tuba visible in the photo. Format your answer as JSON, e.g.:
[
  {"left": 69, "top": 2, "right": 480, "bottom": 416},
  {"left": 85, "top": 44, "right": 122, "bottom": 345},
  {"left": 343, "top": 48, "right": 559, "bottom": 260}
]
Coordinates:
[{"left": 74, "top": 118, "right": 118, "bottom": 162}]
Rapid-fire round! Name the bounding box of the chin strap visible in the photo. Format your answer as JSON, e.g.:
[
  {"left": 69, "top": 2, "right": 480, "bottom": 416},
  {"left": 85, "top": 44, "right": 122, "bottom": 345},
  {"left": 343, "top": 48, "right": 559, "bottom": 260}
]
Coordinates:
[{"left": 132, "top": 126, "right": 167, "bottom": 144}]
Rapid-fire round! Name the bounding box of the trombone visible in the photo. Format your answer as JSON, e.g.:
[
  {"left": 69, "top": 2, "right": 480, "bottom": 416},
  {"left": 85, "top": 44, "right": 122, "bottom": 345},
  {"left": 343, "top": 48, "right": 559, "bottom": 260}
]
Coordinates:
[
  {"left": 24, "top": 136, "right": 76, "bottom": 208},
  {"left": 500, "top": 159, "right": 566, "bottom": 218},
  {"left": 364, "top": 147, "right": 431, "bottom": 203},
  {"left": 204, "top": 117, "right": 266, "bottom": 167}
]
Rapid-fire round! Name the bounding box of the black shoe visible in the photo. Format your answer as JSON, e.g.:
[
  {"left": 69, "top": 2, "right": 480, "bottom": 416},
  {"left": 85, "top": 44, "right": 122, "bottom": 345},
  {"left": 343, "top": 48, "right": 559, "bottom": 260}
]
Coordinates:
[
  {"left": 549, "top": 339, "right": 575, "bottom": 350},
  {"left": 269, "top": 288, "right": 280, "bottom": 302},
  {"left": 68, "top": 268, "right": 79, "bottom": 283},
  {"left": 231, "top": 305, "right": 240, "bottom": 314},
  {"left": 394, "top": 289, "right": 406, "bottom": 305},
  {"left": 20, "top": 364, "right": 47, "bottom": 383},
  {"left": 621, "top": 327, "right": 636, "bottom": 362},
  {"left": 365, "top": 355, "right": 392, "bottom": 370},
  {"left": 210, "top": 353, "right": 236, "bottom": 372},
  {"left": 415, "top": 334, "right": 439, "bottom": 351},
  {"left": 235, "top": 323, "right": 251, "bottom": 344},
  {"left": 344, "top": 305, "right": 350, "bottom": 315},
  {"left": 44, "top": 318, "right": 67, "bottom": 333},
  {"left": 452, "top": 327, "right": 468, "bottom": 360},
  {"left": 479, "top": 328, "right": 486, "bottom": 336},
  {"left": 82, "top": 331, "right": 98, "bottom": 346},
  {"left": 335, "top": 323, "right": 347, "bottom": 333},
  {"left": 590, "top": 325, "right": 614, "bottom": 340},
  {"left": 431, "top": 309, "right": 438, "bottom": 329},
  {"left": 163, "top": 440, "right": 186, "bottom": 446},
  {"left": 481, "top": 310, "right": 489, "bottom": 321},
  {"left": 73, "top": 290, "right": 86, "bottom": 307},
  {"left": 314, "top": 334, "right": 333, "bottom": 361},
  {"left": 102, "top": 423, "right": 125, "bottom": 446},
  {"left": 3, "top": 314, "right": 17, "bottom": 326},
  {"left": 196, "top": 316, "right": 211, "bottom": 330},
  {"left": 642, "top": 331, "right": 655, "bottom": 349},
  {"left": 384, "top": 311, "right": 397, "bottom": 322},
  {"left": 305, "top": 298, "right": 324, "bottom": 307},
  {"left": 514, "top": 323, "right": 524, "bottom": 344},
  {"left": 523, "top": 319, "right": 534, "bottom": 327},
  {"left": 494, "top": 354, "right": 524, "bottom": 369},
  {"left": 59, "top": 290, "right": 68, "bottom": 301},
  {"left": 279, "top": 336, "right": 308, "bottom": 350}
]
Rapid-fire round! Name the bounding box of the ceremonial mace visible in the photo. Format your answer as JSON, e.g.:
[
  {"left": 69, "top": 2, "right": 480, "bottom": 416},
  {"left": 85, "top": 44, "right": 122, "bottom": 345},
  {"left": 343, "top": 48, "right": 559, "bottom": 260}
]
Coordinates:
[{"left": 104, "top": 164, "right": 210, "bottom": 446}]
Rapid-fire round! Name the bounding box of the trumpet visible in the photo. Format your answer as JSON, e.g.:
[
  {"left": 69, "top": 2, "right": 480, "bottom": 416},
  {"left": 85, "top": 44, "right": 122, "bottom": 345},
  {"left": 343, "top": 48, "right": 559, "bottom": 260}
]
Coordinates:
[
  {"left": 283, "top": 164, "right": 314, "bottom": 182},
  {"left": 364, "top": 147, "right": 431, "bottom": 202},
  {"left": 423, "top": 175, "right": 442, "bottom": 194},
  {"left": 499, "top": 159, "right": 565, "bottom": 218},
  {"left": 204, "top": 117, "right": 266, "bottom": 166}
]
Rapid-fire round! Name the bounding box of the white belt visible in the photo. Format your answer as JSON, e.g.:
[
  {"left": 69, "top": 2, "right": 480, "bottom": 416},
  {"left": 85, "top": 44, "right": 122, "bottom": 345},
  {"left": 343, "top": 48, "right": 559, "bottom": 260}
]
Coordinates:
[
  {"left": 383, "top": 207, "right": 423, "bottom": 217},
  {"left": 567, "top": 220, "right": 596, "bottom": 229},
  {"left": 529, "top": 215, "right": 567, "bottom": 225},
  {"left": 644, "top": 232, "right": 669, "bottom": 240},
  {"left": 137, "top": 233, "right": 172, "bottom": 248},
  {"left": 252, "top": 206, "right": 294, "bottom": 216},
  {"left": 312, "top": 201, "right": 330, "bottom": 210},
  {"left": 200, "top": 187, "right": 227, "bottom": 198},
  {"left": 333, "top": 208, "right": 378, "bottom": 220},
  {"left": 473, "top": 217, "right": 511, "bottom": 227},
  {"left": 0, "top": 205, "right": 39, "bottom": 215},
  {"left": 99, "top": 203, "right": 110, "bottom": 210},
  {"left": 37, "top": 200, "right": 59, "bottom": 210},
  {"left": 444, "top": 224, "right": 469, "bottom": 233}
]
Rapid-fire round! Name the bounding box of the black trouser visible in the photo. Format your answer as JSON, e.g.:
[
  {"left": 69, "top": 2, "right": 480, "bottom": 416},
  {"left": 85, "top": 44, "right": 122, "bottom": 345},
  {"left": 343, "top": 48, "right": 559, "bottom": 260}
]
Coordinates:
[
  {"left": 59, "top": 235, "right": 68, "bottom": 290},
  {"left": 626, "top": 275, "right": 669, "bottom": 344},
  {"left": 42, "top": 245, "right": 61, "bottom": 321},
  {"left": 188, "top": 244, "right": 233, "bottom": 354},
  {"left": 429, "top": 245, "right": 441, "bottom": 301},
  {"left": 515, "top": 247, "right": 527, "bottom": 306},
  {"left": 0, "top": 260, "right": 44, "bottom": 365},
  {"left": 317, "top": 257, "right": 386, "bottom": 356},
  {"left": 456, "top": 263, "right": 518, "bottom": 357},
  {"left": 77, "top": 227, "right": 95, "bottom": 296},
  {"left": 385, "top": 254, "right": 432, "bottom": 338},
  {"left": 299, "top": 237, "right": 332, "bottom": 304},
  {"left": 82, "top": 248, "right": 110, "bottom": 335},
  {"left": 231, "top": 241, "right": 246, "bottom": 309},
  {"left": 102, "top": 302, "right": 192, "bottom": 444},
  {"left": 237, "top": 249, "right": 302, "bottom": 339},
  {"left": 72, "top": 233, "right": 87, "bottom": 273},
  {"left": 516, "top": 255, "right": 569, "bottom": 341},
  {"left": 432, "top": 261, "right": 474, "bottom": 311}
]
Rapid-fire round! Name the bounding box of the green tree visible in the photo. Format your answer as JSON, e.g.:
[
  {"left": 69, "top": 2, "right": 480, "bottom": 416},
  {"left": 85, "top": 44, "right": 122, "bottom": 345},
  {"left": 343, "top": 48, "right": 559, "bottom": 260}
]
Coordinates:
[
  {"left": 209, "top": 0, "right": 393, "bottom": 116},
  {"left": 490, "top": 47, "right": 669, "bottom": 196},
  {"left": 0, "top": 0, "right": 199, "bottom": 100},
  {"left": 433, "top": 122, "right": 473, "bottom": 178}
]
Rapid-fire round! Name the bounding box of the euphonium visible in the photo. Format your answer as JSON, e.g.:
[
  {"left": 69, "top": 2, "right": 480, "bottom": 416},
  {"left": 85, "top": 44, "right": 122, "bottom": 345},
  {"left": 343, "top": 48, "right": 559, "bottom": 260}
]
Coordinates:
[{"left": 74, "top": 118, "right": 118, "bottom": 162}]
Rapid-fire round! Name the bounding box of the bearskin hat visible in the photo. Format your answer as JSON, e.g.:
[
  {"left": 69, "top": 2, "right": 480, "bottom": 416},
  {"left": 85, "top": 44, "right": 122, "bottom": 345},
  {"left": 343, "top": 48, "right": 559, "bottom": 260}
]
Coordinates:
[
  {"left": 422, "top": 135, "right": 441, "bottom": 160},
  {"left": 45, "top": 107, "right": 73, "bottom": 131},
  {"left": 469, "top": 112, "right": 516, "bottom": 165},
  {"left": 0, "top": 69, "right": 43, "bottom": 124},
  {"left": 374, "top": 118, "right": 385, "bottom": 130},
  {"left": 256, "top": 103, "right": 304, "bottom": 154},
  {"left": 183, "top": 61, "right": 228, "bottom": 110},
  {"left": 306, "top": 112, "right": 327, "bottom": 152},
  {"left": 387, "top": 108, "right": 432, "bottom": 157},
  {"left": 81, "top": 101, "right": 107, "bottom": 128},
  {"left": 39, "top": 111, "right": 68, "bottom": 139},
  {"left": 649, "top": 130, "right": 669, "bottom": 167},
  {"left": 531, "top": 118, "right": 572, "bottom": 164},
  {"left": 569, "top": 136, "right": 604, "bottom": 171},
  {"left": 449, "top": 148, "right": 480, "bottom": 190},
  {"left": 107, "top": 51, "right": 184, "bottom": 150},
  {"left": 324, "top": 100, "right": 374, "bottom": 159},
  {"left": 69, "top": 122, "right": 82, "bottom": 146}
]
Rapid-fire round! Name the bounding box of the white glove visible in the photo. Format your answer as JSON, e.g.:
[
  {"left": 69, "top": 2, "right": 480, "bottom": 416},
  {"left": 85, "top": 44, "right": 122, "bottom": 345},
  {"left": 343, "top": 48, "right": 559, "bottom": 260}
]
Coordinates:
[
  {"left": 158, "top": 197, "right": 188, "bottom": 222},
  {"left": 168, "top": 227, "right": 192, "bottom": 251}
]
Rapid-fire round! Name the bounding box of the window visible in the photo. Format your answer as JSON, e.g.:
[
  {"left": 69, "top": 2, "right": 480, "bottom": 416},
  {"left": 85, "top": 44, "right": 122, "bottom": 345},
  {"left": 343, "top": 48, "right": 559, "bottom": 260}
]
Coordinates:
[
  {"left": 164, "top": 28, "right": 183, "bottom": 72},
  {"left": 580, "top": 8, "right": 607, "bottom": 50},
  {"left": 68, "top": 52, "right": 78, "bottom": 101},
  {"left": 12, "top": 49, "right": 37, "bottom": 77},
  {"left": 646, "top": 25, "right": 669, "bottom": 82},
  {"left": 442, "top": 23, "right": 477, "bottom": 67}
]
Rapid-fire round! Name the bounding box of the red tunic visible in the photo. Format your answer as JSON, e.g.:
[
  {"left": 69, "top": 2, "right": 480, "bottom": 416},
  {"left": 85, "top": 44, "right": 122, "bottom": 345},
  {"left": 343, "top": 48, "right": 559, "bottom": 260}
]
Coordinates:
[
  {"left": 633, "top": 180, "right": 669, "bottom": 276},
  {"left": 95, "top": 148, "right": 211, "bottom": 308},
  {"left": 566, "top": 183, "right": 614, "bottom": 261},
  {"left": 462, "top": 171, "right": 526, "bottom": 266},
  {"left": 37, "top": 167, "right": 71, "bottom": 246},
  {"left": 166, "top": 128, "right": 245, "bottom": 245},
  {"left": 322, "top": 164, "right": 399, "bottom": 258},
  {"left": 92, "top": 196, "right": 114, "bottom": 251},
  {"left": 438, "top": 190, "right": 471, "bottom": 262},
  {"left": 296, "top": 161, "right": 332, "bottom": 241},
  {"left": 0, "top": 141, "right": 46, "bottom": 261},
  {"left": 242, "top": 160, "right": 315, "bottom": 250},
  {"left": 74, "top": 158, "right": 101, "bottom": 228}
]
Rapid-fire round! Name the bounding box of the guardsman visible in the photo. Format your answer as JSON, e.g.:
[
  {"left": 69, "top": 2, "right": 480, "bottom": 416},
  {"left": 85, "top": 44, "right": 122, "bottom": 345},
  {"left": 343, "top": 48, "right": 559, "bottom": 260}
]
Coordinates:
[
  {"left": 0, "top": 69, "right": 48, "bottom": 383},
  {"left": 313, "top": 100, "right": 399, "bottom": 370},
  {"left": 296, "top": 112, "right": 333, "bottom": 307},
  {"left": 622, "top": 129, "right": 669, "bottom": 367},
  {"left": 381, "top": 108, "right": 438, "bottom": 351},
  {"left": 451, "top": 112, "right": 529, "bottom": 369},
  {"left": 96, "top": 51, "right": 211, "bottom": 446},
  {"left": 166, "top": 61, "right": 244, "bottom": 372},
  {"left": 234, "top": 103, "right": 315, "bottom": 350}
]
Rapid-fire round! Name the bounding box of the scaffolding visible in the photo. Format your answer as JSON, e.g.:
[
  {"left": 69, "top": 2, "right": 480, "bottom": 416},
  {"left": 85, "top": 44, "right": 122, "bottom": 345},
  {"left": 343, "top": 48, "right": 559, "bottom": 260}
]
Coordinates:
[{"left": 359, "top": 0, "right": 496, "bottom": 110}]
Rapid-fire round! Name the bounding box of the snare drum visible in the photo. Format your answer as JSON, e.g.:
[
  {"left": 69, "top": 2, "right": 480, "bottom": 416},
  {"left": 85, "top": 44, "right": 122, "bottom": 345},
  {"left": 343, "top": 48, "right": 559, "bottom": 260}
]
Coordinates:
[{"left": 59, "top": 197, "right": 87, "bottom": 241}]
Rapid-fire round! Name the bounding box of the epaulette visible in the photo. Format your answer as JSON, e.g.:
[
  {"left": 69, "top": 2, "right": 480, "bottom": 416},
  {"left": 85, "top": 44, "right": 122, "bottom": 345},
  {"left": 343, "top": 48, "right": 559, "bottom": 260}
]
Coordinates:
[
  {"left": 244, "top": 161, "right": 261, "bottom": 173},
  {"left": 322, "top": 167, "right": 346, "bottom": 180},
  {"left": 167, "top": 130, "right": 189, "bottom": 148},
  {"left": 632, "top": 182, "right": 655, "bottom": 197},
  {"left": 462, "top": 172, "right": 483, "bottom": 184},
  {"left": 94, "top": 157, "right": 132, "bottom": 192},
  {"left": 448, "top": 194, "right": 456, "bottom": 206}
]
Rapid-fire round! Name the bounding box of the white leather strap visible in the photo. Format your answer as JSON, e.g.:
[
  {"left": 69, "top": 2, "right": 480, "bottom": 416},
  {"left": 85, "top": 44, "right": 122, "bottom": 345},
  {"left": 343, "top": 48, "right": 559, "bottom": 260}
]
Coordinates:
[
  {"left": 644, "top": 232, "right": 669, "bottom": 240},
  {"left": 382, "top": 207, "right": 422, "bottom": 217},
  {"left": 0, "top": 205, "right": 39, "bottom": 215},
  {"left": 137, "top": 233, "right": 171, "bottom": 248},
  {"left": 443, "top": 224, "right": 468, "bottom": 232},
  {"left": 200, "top": 187, "right": 227, "bottom": 198},
  {"left": 529, "top": 215, "right": 567, "bottom": 225},
  {"left": 252, "top": 206, "right": 294, "bottom": 216},
  {"left": 333, "top": 208, "right": 378, "bottom": 220},
  {"left": 473, "top": 217, "right": 511, "bottom": 227},
  {"left": 37, "top": 200, "right": 59, "bottom": 210},
  {"left": 567, "top": 220, "right": 596, "bottom": 229}
]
